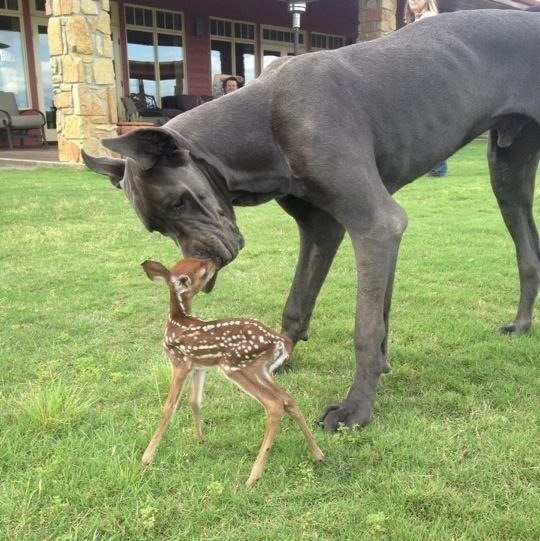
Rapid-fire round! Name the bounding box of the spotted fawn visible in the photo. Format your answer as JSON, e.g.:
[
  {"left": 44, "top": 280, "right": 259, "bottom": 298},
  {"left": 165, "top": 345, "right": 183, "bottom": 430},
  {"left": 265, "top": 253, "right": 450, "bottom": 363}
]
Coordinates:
[{"left": 140, "top": 258, "right": 324, "bottom": 485}]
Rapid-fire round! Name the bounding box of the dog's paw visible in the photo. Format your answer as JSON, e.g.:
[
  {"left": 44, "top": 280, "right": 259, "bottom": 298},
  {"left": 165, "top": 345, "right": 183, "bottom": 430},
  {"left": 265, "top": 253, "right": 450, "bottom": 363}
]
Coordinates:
[
  {"left": 498, "top": 321, "right": 531, "bottom": 335},
  {"left": 317, "top": 401, "right": 372, "bottom": 432}
]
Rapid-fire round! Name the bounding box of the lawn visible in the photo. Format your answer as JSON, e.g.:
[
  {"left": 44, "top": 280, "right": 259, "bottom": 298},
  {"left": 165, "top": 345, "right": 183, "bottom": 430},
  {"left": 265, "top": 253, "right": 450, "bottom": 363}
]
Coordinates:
[{"left": 1, "top": 139, "right": 538, "bottom": 540}]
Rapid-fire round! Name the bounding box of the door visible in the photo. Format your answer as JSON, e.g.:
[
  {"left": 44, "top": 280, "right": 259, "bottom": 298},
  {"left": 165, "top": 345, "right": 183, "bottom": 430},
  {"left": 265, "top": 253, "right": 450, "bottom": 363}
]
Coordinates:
[
  {"left": 32, "top": 18, "right": 56, "bottom": 141},
  {"left": 261, "top": 45, "right": 294, "bottom": 71}
]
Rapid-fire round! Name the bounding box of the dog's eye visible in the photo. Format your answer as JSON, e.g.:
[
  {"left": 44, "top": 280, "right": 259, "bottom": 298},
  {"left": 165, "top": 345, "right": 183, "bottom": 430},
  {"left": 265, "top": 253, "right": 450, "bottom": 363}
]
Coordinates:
[{"left": 172, "top": 198, "right": 185, "bottom": 213}]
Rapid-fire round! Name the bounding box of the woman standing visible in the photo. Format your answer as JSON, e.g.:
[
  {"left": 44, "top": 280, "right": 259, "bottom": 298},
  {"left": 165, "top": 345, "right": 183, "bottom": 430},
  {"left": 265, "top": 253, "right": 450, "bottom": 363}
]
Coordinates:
[{"left": 404, "top": 0, "right": 439, "bottom": 23}]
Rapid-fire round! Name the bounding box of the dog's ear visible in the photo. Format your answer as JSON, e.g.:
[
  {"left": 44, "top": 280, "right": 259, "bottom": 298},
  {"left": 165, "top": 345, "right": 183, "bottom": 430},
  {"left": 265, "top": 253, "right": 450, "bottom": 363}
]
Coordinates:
[
  {"left": 101, "top": 128, "right": 189, "bottom": 171},
  {"left": 141, "top": 260, "right": 170, "bottom": 283},
  {"left": 81, "top": 149, "right": 125, "bottom": 188}
]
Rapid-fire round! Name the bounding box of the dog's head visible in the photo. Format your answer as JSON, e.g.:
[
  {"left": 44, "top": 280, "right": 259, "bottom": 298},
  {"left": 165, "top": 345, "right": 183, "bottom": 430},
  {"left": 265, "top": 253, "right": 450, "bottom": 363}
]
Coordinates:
[{"left": 82, "top": 128, "right": 245, "bottom": 278}]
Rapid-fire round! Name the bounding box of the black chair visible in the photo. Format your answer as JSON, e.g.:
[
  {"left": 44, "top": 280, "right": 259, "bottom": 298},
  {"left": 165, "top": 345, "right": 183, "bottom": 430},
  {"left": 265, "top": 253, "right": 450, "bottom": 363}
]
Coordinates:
[
  {"left": 121, "top": 97, "right": 167, "bottom": 126},
  {"left": 0, "top": 91, "right": 47, "bottom": 149},
  {"left": 161, "top": 94, "right": 201, "bottom": 114},
  {"left": 129, "top": 93, "right": 182, "bottom": 120},
  {"left": 177, "top": 94, "right": 200, "bottom": 112}
]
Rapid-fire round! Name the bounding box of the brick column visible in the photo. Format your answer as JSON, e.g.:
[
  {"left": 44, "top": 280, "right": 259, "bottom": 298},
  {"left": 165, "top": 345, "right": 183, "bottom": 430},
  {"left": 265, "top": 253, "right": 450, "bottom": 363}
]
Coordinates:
[
  {"left": 357, "top": 0, "right": 397, "bottom": 42},
  {"left": 47, "top": 0, "right": 118, "bottom": 162}
]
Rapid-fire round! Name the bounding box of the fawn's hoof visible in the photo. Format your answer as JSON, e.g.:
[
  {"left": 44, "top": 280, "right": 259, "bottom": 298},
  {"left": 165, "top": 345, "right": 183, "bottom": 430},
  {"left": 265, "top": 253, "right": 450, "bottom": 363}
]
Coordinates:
[
  {"left": 141, "top": 451, "right": 154, "bottom": 467},
  {"left": 245, "top": 475, "right": 260, "bottom": 486}
]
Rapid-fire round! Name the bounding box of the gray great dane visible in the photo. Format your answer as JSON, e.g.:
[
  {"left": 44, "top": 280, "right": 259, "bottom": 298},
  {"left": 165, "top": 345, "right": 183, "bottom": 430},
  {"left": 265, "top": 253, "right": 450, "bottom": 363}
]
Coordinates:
[{"left": 84, "top": 10, "right": 540, "bottom": 431}]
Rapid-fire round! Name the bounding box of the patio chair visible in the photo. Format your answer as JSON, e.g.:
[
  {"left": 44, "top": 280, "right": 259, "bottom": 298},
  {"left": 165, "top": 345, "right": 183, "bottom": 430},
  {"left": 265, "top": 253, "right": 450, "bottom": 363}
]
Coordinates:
[
  {"left": 177, "top": 94, "right": 200, "bottom": 111},
  {"left": 162, "top": 94, "right": 201, "bottom": 114},
  {"left": 120, "top": 96, "right": 167, "bottom": 126},
  {"left": 0, "top": 91, "right": 47, "bottom": 149}
]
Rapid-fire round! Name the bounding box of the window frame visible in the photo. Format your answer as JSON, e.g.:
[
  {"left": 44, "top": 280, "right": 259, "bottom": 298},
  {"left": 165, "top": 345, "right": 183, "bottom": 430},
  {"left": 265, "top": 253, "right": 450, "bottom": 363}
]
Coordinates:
[
  {"left": 310, "top": 32, "right": 346, "bottom": 51},
  {"left": 210, "top": 16, "right": 257, "bottom": 84},
  {"left": 0, "top": 1, "right": 31, "bottom": 108},
  {"left": 124, "top": 4, "right": 186, "bottom": 102}
]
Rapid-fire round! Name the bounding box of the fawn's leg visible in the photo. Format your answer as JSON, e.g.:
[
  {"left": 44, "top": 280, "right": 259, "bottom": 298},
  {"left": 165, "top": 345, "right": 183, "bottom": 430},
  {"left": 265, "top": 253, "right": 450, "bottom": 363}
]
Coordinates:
[
  {"left": 257, "top": 367, "right": 324, "bottom": 462},
  {"left": 188, "top": 368, "right": 206, "bottom": 441},
  {"left": 221, "top": 366, "right": 285, "bottom": 485},
  {"left": 142, "top": 357, "right": 191, "bottom": 466}
]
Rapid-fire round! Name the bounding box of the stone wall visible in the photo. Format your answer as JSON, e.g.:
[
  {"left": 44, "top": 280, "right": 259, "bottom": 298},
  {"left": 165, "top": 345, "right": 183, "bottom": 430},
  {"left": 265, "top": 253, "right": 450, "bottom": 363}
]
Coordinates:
[
  {"left": 357, "top": 0, "right": 397, "bottom": 41},
  {"left": 47, "top": 0, "right": 117, "bottom": 162}
]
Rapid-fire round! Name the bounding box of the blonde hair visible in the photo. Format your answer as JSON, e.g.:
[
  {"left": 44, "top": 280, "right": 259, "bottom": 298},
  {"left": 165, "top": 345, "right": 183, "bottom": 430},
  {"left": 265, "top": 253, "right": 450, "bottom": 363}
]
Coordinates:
[{"left": 404, "top": 0, "right": 439, "bottom": 24}]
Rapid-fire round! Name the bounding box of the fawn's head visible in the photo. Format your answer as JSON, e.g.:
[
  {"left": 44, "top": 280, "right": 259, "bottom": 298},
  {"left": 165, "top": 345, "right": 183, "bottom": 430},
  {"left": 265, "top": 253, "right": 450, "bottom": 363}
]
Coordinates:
[{"left": 141, "top": 258, "right": 216, "bottom": 308}]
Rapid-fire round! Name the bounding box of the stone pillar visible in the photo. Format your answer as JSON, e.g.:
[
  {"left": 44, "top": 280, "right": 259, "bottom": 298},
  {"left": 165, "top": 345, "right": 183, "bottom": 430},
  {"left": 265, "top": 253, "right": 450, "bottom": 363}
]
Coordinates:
[
  {"left": 47, "top": 0, "right": 118, "bottom": 162},
  {"left": 357, "top": 0, "right": 397, "bottom": 42}
]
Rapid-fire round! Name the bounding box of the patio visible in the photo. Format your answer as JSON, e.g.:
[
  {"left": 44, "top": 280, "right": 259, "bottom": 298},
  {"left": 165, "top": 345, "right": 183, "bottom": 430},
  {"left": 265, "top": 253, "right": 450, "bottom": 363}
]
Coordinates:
[{"left": 0, "top": 144, "right": 70, "bottom": 167}]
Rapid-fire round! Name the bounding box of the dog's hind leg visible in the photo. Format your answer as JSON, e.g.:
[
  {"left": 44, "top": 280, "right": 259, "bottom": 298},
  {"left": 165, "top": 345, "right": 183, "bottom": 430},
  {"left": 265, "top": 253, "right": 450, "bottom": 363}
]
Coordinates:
[{"left": 488, "top": 120, "right": 540, "bottom": 334}]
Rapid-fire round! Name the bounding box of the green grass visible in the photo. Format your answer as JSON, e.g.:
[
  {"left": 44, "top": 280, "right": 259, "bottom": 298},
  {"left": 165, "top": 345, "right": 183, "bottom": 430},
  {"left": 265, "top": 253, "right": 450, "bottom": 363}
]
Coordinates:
[{"left": 1, "top": 139, "right": 539, "bottom": 540}]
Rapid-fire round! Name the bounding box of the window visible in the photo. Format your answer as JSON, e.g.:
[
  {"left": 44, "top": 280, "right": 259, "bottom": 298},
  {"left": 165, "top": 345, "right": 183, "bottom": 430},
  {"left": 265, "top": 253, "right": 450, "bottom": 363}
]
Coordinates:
[
  {"left": 310, "top": 33, "right": 345, "bottom": 51},
  {"left": 260, "top": 25, "right": 307, "bottom": 68},
  {"left": 234, "top": 22, "right": 255, "bottom": 40},
  {"left": 262, "top": 27, "right": 304, "bottom": 46},
  {"left": 210, "top": 17, "right": 256, "bottom": 85},
  {"left": 0, "top": 8, "right": 29, "bottom": 108},
  {"left": 125, "top": 5, "right": 185, "bottom": 103},
  {"left": 37, "top": 24, "right": 53, "bottom": 120},
  {"left": 125, "top": 6, "right": 152, "bottom": 27},
  {"left": 0, "top": 0, "right": 19, "bottom": 9}
]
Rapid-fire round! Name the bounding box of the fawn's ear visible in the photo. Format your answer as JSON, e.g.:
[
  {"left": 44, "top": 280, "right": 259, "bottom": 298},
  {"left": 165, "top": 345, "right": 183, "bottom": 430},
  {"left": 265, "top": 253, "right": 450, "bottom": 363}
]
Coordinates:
[{"left": 141, "top": 260, "right": 170, "bottom": 282}]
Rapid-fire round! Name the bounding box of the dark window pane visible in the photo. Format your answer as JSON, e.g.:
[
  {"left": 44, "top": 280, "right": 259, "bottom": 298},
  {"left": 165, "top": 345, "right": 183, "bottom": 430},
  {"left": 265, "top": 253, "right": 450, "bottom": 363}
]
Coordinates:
[
  {"left": 235, "top": 23, "right": 253, "bottom": 40},
  {"left": 156, "top": 10, "right": 164, "bottom": 29},
  {"left": 210, "top": 39, "right": 232, "bottom": 79},
  {"left": 156, "top": 10, "right": 182, "bottom": 31},
  {"left": 0, "top": 15, "right": 28, "bottom": 107},
  {"left": 127, "top": 29, "right": 156, "bottom": 97},
  {"left": 144, "top": 9, "right": 153, "bottom": 27},
  {"left": 125, "top": 6, "right": 134, "bottom": 25},
  {"left": 235, "top": 42, "right": 255, "bottom": 83},
  {"left": 157, "top": 33, "right": 184, "bottom": 98},
  {"left": 37, "top": 24, "right": 53, "bottom": 116}
]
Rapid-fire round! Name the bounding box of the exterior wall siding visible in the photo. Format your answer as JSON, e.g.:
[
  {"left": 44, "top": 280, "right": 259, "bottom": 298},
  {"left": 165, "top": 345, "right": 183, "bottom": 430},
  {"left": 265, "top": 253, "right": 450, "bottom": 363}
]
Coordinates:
[{"left": 119, "top": 0, "right": 358, "bottom": 96}]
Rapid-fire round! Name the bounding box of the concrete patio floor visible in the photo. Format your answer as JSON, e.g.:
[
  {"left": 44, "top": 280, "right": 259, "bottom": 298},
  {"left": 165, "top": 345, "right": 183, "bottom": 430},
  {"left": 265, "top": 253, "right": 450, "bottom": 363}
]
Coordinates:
[{"left": 0, "top": 144, "right": 83, "bottom": 168}]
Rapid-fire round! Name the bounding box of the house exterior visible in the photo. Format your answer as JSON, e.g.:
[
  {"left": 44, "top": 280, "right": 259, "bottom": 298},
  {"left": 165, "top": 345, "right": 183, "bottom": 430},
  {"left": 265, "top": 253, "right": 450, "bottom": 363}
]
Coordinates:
[{"left": 0, "top": 0, "right": 537, "bottom": 161}]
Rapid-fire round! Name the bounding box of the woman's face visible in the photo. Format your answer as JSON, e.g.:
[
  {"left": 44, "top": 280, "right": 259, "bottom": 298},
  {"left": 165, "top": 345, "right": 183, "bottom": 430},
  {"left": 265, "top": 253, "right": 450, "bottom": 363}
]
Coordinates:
[
  {"left": 408, "top": 0, "right": 427, "bottom": 14},
  {"left": 225, "top": 80, "right": 239, "bottom": 94}
]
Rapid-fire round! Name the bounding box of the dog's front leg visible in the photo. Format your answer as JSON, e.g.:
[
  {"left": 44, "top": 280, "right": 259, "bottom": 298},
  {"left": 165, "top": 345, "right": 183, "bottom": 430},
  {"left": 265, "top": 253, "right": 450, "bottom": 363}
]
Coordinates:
[
  {"left": 319, "top": 198, "right": 407, "bottom": 431},
  {"left": 277, "top": 196, "right": 345, "bottom": 345}
]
